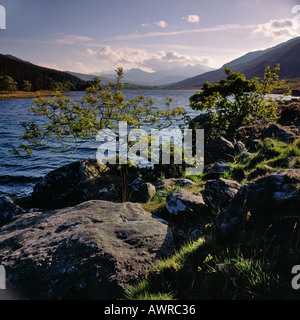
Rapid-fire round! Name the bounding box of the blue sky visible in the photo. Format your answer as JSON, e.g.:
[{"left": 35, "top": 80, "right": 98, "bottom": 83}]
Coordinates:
[{"left": 0, "top": 0, "right": 299, "bottom": 74}]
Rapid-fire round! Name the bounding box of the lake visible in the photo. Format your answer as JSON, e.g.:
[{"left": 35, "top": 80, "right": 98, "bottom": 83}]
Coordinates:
[{"left": 0, "top": 90, "right": 198, "bottom": 198}]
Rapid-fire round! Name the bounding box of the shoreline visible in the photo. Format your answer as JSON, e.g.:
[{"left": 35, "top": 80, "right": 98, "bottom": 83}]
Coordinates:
[{"left": 0, "top": 90, "right": 62, "bottom": 100}]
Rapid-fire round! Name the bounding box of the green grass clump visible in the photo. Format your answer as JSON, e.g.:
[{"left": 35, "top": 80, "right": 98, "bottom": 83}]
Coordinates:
[
  {"left": 126, "top": 232, "right": 300, "bottom": 300},
  {"left": 221, "top": 138, "right": 300, "bottom": 183}
]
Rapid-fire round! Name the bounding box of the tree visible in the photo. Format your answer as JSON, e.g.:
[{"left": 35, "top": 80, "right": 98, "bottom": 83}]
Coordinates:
[
  {"left": 14, "top": 67, "right": 186, "bottom": 155},
  {"left": 20, "top": 80, "right": 32, "bottom": 92},
  {"left": 189, "top": 64, "right": 286, "bottom": 140},
  {"left": 0, "top": 76, "right": 18, "bottom": 92}
]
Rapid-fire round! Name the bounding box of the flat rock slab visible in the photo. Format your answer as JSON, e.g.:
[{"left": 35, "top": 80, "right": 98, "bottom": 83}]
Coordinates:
[
  {"left": 166, "top": 189, "right": 208, "bottom": 215},
  {"left": 0, "top": 200, "right": 175, "bottom": 300}
]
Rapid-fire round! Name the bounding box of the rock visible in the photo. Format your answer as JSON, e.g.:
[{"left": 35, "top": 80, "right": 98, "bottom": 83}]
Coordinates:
[
  {"left": 201, "top": 179, "right": 241, "bottom": 211},
  {"left": 260, "top": 123, "right": 297, "bottom": 143},
  {"left": 234, "top": 141, "right": 247, "bottom": 154},
  {"left": 0, "top": 195, "right": 25, "bottom": 227},
  {"left": 166, "top": 189, "right": 208, "bottom": 215},
  {"left": 205, "top": 136, "right": 235, "bottom": 164},
  {"left": 0, "top": 200, "right": 175, "bottom": 300},
  {"left": 203, "top": 161, "right": 232, "bottom": 180},
  {"left": 128, "top": 178, "right": 156, "bottom": 203},
  {"left": 235, "top": 122, "right": 267, "bottom": 148},
  {"left": 278, "top": 102, "right": 300, "bottom": 124},
  {"left": 31, "top": 159, "right": 109, "bottom": 209},
  {"left": 216, "top": 170, "right": 300, "bottom": 239},
  {"left": 155, "top": 178, "right": 195, "bottom": 190},
  {"left": 240, "top": 152, "right": 253, "bottom": 160},
  {"left": 98, "top": 185, "right": 119, "bottom": 203}
]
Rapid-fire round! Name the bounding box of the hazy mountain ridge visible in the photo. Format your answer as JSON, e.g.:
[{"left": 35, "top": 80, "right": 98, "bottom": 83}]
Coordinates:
[
  {"left": 171, "top": 37, "right": 300, "bottom": 87},
  {"left": 68, "top": 64, "right": 215, "bottom": 86}
]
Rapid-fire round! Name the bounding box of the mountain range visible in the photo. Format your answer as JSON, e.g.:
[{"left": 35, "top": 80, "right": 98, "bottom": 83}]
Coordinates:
[
  {"left": 171, "top": 36, "right": 300, "bottom": 87},
  {"left": 68, "top": 64, "right": 215, "bottom": 86},
  {"left": 1, "top": 36, "right": 300, "bottom": 91}
]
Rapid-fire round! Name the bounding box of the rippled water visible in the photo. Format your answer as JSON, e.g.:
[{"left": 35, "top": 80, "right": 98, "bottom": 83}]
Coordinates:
[{"left": 0, "top": 90, "right": 198, "bottom": 198}]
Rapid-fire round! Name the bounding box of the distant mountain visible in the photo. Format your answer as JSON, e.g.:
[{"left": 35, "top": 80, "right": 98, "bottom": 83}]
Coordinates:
[
  {"left": 100, "top": 64, "right": 215, "bottom": 86},
  {"left": 171, "top": 37, "right": 300, "bottom": 87},
  {"left": 0, "top": 54, "right": 86, "bottom": 91}
]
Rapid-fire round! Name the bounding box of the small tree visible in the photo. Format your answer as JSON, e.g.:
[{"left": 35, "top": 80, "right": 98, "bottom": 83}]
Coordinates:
[
  {"left": 14, "top": 67, "right": 186, "bottom": 155},
  {"left": 189, "top": 64, "right": 286, "bottom": 140},
  {"left": 20, "top": 80, "right": 32, "bottom": 92},
  {"left": 0, "top": 76, "right": 18, "bottom": 92}
]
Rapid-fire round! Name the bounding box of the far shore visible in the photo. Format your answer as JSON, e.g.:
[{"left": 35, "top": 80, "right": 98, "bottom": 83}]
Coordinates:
[{"left": 0, "top": 90, "right": 61, "bottom": 100}]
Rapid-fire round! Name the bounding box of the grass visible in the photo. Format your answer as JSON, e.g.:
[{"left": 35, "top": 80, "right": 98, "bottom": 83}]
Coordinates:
[
  {"left": 221, "top": 138, "right": 300, "bottom": 183},
  {"left": 0, "top": 90, "right": 59, "bottom": 100},
  {"left": 126, "top": 137, "right": 300, "bottom": 301},
  {"left": 125, "top": 228, "right": 300, "bottom": 300}
]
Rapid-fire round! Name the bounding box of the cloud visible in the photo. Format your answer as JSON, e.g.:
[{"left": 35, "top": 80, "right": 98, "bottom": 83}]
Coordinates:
[
  {"left": 183, "top": 14, "right": 200, "bottom": 23},
  {"left": 154, "top": 20, "right": 168, "bottom": 28},
  {"left": 139, "top": 50, "right": 210, "bottom": 71},
  {"left": 103, "top": 23, "right": 255, "bottom": 41},
  {"left": 253, "top": 18, "right": 299, "bottom": 39},
  {"left": 85, "top": 46, "right": 148, "bottom": 66},
  {"left": 83, "top": 46, "right": 210, "bottom": 72},
  {"left": 54, "top": 33, "right": 93, "bottom": 45}
]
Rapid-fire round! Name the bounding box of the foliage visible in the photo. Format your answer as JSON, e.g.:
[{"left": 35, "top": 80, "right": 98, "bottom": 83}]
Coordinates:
[
  {"left": 20, "top": 80, "right": 32, "bottom": 92},
  {"left": 0, "top": 75, "right": 18, "bottom": 92},
  {"left": 189, "top": 64, "right": 286, "bottom": 140},
  {"left": 14, "top": 67, "right": 186, "bottom": 155}
]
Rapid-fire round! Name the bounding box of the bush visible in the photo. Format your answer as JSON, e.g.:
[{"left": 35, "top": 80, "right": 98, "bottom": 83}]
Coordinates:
[{"left": 189, "top": 65, "right": 286, "bottom": 140}]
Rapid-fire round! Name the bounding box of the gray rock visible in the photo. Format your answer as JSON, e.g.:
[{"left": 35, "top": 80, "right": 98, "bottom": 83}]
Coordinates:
[
  {"left": 31, "top": 159, "right": 108, "bottom": 209},
  {"left": 203, "top": 161, "right": 232, "bottom": 180},
  {"left": 205, "top": 136, "right": 235, "bottom": 164},
  {"left": 166, "top": 189, "right": 208, "bottom": 215},
  {"left": 0, "top": 200, "right": 175, "bottom": 300},
  {"left": 128, "top": 178, "right": 156, "bottom": 203},
  {"left": 155, "top": 178, "right": 195, "bottom": 190},
  {"left": 260, "top": 123, "right": 297, "bottom": 143},
  {"left": 234, "top": 141, "right": 247, "bottom": 154},
  {"left": 0, "top": 196, "right": 25, "bottom": 227},
  {"left": 216, "top": 170, "right": 300, "bottom": 239},
  {"left": 201, "top": 179, "right": 241, "bottom": 211}
]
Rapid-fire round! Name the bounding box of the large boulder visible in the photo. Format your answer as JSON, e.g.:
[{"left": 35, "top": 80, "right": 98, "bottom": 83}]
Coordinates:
[
  {"left": 216, "top": 170, "right": 300, "bottom": 239},
  {"left": 0, "top": 200, "right": 175, "bottom": 300},
  {"left": 166, "top": 189, "right": 208, "bottom": 216},
  {"left": 201, "top": 179, "right": 241, "bottom": 211},
  {"left": 31, "top": 159, "right": 109, "bottom": 209},
  {"left": 0, "top": 195, "right": 25, "bottom": 227},
  {"left": 260, "top": 123, "right": 297, "bottom": 143},
  {"left": 205, "top": 136, "right": 235, "bottom": 164}
]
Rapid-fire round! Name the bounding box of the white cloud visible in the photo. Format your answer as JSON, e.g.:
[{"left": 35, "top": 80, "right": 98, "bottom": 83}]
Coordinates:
[
  {"left": 83, "top": 46, "right": 210, "bottom": 72},
  {"left": 183, "top": 14, "right": 200, "bottom": 23},
  {"left": 139, "top": 50, "right": 210, "bottom": 71},
  {"left": 154, "top": 20, "right": 168, "bottom": 28},
  {"left": 253, "top": 18, "right": 300, "bottom": 39},
  {"left": 103, "top": 23, "right": 255, "bottom": 41},
  {"left": 54, "top": 33, "right": 93, "bottom": 45},
  {"left": 141, "top": 23, "right": 151, "bottom": 28}
]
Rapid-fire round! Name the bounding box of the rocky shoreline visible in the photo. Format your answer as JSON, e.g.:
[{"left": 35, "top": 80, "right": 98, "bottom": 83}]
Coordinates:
[{"left": 0, "top": 100, "right": 299, "bottom": 300}]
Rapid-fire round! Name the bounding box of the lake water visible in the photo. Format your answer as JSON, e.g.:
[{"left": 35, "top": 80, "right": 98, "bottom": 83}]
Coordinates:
[{"left": 0, "top": 90, "right": 198, "bottom": 198}]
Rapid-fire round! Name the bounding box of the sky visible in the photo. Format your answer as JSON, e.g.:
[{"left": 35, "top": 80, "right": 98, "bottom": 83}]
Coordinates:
[{"left": 0, "top": 0, "right": 300, "bottom": 74}]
